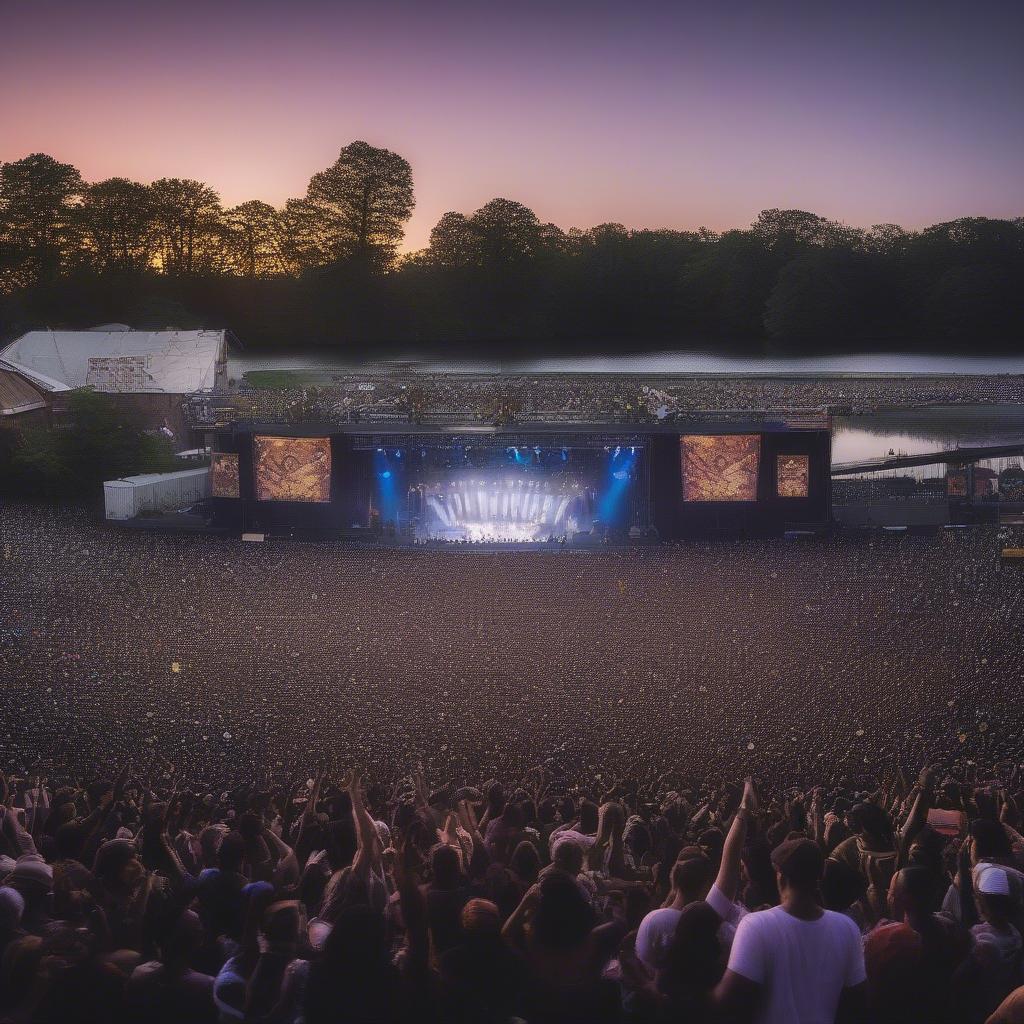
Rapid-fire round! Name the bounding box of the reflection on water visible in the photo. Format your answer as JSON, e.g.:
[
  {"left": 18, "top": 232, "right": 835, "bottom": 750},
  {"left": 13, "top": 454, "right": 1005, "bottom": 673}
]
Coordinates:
[
  {"left": 231, "top": 351, "right": 1024, "bottom": 376},
  {"left": 834, "top": 405, "right": 1024, "bottom": 464}
]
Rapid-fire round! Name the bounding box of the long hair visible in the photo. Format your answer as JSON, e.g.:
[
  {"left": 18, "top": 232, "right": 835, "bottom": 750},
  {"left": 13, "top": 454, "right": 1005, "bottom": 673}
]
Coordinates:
[
  {"left": 662, "top": 901, "right": 724, "bottom": 996},
  {"left": 587, "top": 802, "right": 625, "bottom": 873}
]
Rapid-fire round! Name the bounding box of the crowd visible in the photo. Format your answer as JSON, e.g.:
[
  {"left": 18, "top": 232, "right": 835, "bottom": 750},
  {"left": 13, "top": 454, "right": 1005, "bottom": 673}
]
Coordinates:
[
  {"left": 5, "top": 765, "right": 1024, "bottom": 1022},
  {"left": 3, "top": 505, "right": 1024, "bottom": 1020},
  {"left": 2, "top": 504, "right": 1024, "bottom": 790},
  {"left": 186, "top": 371, "right": 1024, "bottom": 428}
]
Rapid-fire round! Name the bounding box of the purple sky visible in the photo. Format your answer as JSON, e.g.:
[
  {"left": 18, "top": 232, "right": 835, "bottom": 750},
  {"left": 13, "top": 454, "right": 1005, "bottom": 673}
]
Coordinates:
[{"left": 3, "top": 0, "right": 1022, "bottom": 250}]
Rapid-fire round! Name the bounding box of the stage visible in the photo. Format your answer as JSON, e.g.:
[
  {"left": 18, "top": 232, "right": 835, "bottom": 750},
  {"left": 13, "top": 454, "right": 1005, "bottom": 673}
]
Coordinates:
[{"left": 207, "top": 417, "right": 832, "bottom": 540}]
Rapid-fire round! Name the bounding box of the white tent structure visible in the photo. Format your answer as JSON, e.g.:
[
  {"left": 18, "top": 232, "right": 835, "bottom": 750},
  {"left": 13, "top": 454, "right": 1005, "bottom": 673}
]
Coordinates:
[{"left": 0, "top": 329, "right": 227, "bottom": 394}]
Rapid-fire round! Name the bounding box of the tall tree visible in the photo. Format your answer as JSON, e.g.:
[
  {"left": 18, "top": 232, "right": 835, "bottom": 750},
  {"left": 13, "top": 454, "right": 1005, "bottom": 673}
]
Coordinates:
[
  {"left": 278, "top": 197, "right": 335, "bottom": 273},
  {"left": 0, "top": 153, "right": 84, "bottom": 289},
  {"left": 305, "top": 141, "right": 414, "bottom": 268},
  {"left": 149, "top": 178, "right": 225, "bottom": 275},
  {"left": 224, "top": 200, "right": 285, "bottom": 277},
  {"left": 78, "top": 178, "right": 156, "bottom": 273}
]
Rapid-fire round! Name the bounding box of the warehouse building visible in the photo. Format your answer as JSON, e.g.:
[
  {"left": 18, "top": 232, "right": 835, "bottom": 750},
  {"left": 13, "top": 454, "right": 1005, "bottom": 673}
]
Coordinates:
[{"left": 0, "top": 326, "right": 230, "bottom": 442}]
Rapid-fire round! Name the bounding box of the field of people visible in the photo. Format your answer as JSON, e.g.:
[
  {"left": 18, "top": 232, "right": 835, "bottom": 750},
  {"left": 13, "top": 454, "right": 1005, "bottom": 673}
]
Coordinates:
[{"left": 2, "top": 505, "right": 1022, "bottom": 791}]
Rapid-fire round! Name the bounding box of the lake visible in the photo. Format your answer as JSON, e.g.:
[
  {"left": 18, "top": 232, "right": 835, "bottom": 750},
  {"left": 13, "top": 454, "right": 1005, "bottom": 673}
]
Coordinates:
[
  {"left": 836, "top": 405, "right": 1024, "bottom": 467},
  {"left": 230, "top": 350, "right": 1024, "bottom": 376}
]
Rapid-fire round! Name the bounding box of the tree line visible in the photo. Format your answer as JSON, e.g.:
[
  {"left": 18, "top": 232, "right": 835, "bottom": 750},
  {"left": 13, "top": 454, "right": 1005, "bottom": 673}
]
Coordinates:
[{"left": 1, "top": 144, "right": 1022, "bottom": 356}]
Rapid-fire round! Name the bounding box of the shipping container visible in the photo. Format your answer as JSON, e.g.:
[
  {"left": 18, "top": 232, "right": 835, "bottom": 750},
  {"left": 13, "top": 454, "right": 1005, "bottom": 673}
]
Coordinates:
[{"left": 103, "top": 468, "right": 210, "bottom": 520}]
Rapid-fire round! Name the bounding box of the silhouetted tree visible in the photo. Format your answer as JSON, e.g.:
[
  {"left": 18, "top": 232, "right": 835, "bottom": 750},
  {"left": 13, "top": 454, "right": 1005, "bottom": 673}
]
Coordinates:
[
  {"left": 77, "top": 178, "right": 156, "bottom": 274},
  {"left": 278, "top": 197, "right": 335, "bottom": 272},
  {"left": 469, "top": 198, "right": 542, "bottom": 264},
  {"left": 0, "top": 153, "right": 84, "bottom": 289},
  {"left": 305, "top": 141, "right": 414, "bottom": 268},
  {"left": 427, "top": 212, "right": 480, "bottom": 268},
  {"left": 864, "top": 223, "right": 912, "bottom": 257},
  {"left": 224, "top": 200, "right": 285, "bottom": 277},
  {"left": 0, "top": 151, "right": 1022, "bottom": 356},
  {"left": 149, "top": 178, "right": 225, "bottom": 275}
]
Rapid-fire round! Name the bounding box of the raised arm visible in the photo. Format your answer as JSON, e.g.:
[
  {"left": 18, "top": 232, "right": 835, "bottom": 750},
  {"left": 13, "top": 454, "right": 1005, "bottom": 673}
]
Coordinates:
[
  {"left": 349, "top": 769, "right": 382, "bottom": 877},
  {"left": 294, "top": 769, "right": 324, "bottom": 862},
  {"left": 957, "top": 837, "right": 978, "bottom": 930},
  {"left": 897, "top": 766, "right": 935, "bottom": 865},
  {"left": 713, "top": 778, "right": 757, "bottom": 905}
]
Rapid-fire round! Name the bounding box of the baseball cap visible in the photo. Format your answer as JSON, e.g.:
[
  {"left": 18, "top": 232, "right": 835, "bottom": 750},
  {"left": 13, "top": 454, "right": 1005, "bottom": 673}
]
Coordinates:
[
  {"left": 771, "top": 837, "right": 824, "bottom": 886},
  {"left": 976, "top": 864, "right": 1011, "bottom": 896}
]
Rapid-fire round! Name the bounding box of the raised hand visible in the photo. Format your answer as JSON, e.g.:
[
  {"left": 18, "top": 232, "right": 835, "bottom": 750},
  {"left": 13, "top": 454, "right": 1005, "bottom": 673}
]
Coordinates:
[{"left": 740, "top": 777, "right": 758, "bottom": 814}]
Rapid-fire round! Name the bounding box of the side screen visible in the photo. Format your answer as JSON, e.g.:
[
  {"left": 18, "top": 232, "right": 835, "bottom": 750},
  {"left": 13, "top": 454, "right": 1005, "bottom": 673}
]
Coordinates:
[
  {"left": 776, "top": 454, "right": 810, "bottom": 498},
  {"left": 681, "top": 435, "right": 760, "bottom": 502},
  {"left": 210, "top": 453, "right": 240, "bottom": 498},
  {"left": 254, "top": 436, "right": 331, "bottom": 503}
]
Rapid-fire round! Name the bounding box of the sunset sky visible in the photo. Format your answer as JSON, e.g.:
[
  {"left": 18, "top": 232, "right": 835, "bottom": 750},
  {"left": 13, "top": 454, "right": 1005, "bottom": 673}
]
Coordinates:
[{"left": 3, "top": 0, "right": 1022, "bottom": 251}]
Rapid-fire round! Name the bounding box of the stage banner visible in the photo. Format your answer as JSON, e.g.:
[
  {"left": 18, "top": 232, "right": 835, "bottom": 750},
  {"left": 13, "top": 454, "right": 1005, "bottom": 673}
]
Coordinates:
[
  {"left": 681, "top": 434, "right": 760, "bottom": 502},
  {"left": 210, "top": 453, "right": 240, "bottom": 498},
  {"left": 777, "top": 454, "right": 810, "bottom": 498},
  {"left": 254, "top": 436, "right": 331, "bottom": 503}
]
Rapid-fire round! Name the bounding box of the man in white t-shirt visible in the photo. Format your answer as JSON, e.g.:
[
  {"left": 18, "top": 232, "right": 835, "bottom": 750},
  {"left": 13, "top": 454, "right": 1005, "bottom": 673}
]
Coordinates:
[{"left": 712, "top": 837, "right": 867, "bottom": 1024}]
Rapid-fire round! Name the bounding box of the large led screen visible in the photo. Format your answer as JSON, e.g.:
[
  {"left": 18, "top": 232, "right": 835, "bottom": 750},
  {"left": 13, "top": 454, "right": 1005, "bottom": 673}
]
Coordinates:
[
  {"left": 681, "top": 434, "right": 760, "bottom": 502},
  {"left": 254, "top": 436, "right": 331, "bottom": 503},
  {"left": 210, "top": 453, "right": 240, "bottom": 498},
  {"left": 777, "top": 454, "right": 810, "bottom": 498}
]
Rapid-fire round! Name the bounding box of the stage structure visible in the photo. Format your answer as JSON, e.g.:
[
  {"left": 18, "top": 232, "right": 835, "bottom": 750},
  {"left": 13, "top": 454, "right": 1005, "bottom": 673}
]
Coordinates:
[{"left": 208, "top": 417, "right": 831, "bottom": 540}]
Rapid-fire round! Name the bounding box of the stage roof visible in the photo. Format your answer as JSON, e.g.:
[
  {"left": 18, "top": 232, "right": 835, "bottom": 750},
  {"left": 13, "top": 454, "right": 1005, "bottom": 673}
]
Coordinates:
[{"left": 0, "top": 329, "right": 226, "bottom": 394}]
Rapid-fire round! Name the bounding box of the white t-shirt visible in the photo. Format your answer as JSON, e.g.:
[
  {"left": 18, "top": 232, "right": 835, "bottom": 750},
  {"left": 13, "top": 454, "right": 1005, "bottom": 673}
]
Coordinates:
[
  {"left": 707, "top": 882, "right": 748, "bottom": 948},
  {"left": 636, "top": 886, "right": 749, "bottom": 969},
  {"left": 727, "top": 906, "right": 865, "bottom": 1024}
]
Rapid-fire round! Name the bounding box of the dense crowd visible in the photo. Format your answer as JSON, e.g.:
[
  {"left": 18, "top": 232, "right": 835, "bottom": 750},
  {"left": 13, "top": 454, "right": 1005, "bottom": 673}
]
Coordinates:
[
  {"left": 2, "top": 504, "right": 1023, "bottom": 788},
  {"left": 6, "top": 763, "right": 1024, "bottom": 1022},
  {"left": 186, "top": 371, "right": 1024, "bottom": 428},
  {"left": 3, "top": 505, "right": 1024, "bottom": 1021}
]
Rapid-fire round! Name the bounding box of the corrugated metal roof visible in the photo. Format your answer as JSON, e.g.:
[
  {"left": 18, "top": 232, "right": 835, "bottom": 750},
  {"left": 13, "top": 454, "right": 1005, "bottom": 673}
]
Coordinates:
[
  {"left": 0, "top": 367, "right": 48, "bottom": 416},
  {"left": 0, "top": 329, "right": 225, "bottom": 394}
]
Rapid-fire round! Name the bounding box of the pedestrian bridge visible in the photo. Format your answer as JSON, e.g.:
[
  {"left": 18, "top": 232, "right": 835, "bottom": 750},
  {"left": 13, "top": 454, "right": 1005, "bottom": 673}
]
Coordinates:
[{"left": 831, "top": 442, "right": 1024, "bottom": 476}]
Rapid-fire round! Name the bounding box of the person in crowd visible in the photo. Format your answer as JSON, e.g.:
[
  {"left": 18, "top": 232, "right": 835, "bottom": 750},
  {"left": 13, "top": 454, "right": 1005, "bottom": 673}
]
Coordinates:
[
  {"left": 3, "top": 677, "right": 1024, "bottom": 1024},
  {"left": 711, "top": 836, "right": 867, "bottom": 1023},
  {"left": 124, "top": 909, "right": 217, "bottom": 1024}
]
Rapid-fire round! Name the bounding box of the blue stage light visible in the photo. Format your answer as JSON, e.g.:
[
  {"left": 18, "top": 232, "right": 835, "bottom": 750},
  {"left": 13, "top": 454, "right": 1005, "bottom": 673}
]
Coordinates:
[{"left": 598, "top": 447, "right": 637, "bottom": 526}]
